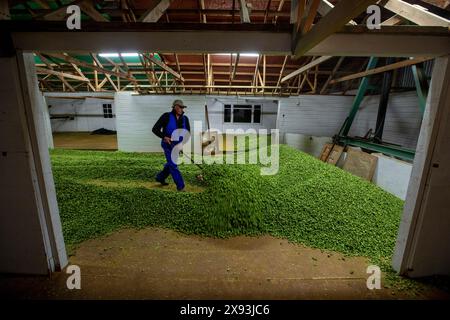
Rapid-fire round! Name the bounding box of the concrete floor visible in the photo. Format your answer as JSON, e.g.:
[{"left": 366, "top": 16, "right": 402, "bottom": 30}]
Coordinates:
[
  {"left": 1, "top": 227, "right": 448, "bottom": 300},
  {"left": 53, "top": 132, "right": 118, "bottom": 150}
]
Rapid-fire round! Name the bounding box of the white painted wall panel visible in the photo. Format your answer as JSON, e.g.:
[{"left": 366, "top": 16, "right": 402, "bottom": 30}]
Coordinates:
[
  {"left": 349, "top": 92, "right": 423, "bottom": 149},
  {"left": 45, "top": 93, "right": 116, "bottom": 132},
  {"left": 279, "top": 92, "right": 422, "bottom": 149},
  {"left": 115, "top": 92, "right": 422, "bottom": 153},
  {"left": 206, "top": 96, "right": 279, "bottom": 132},
  {"left": 115, "top": 93, "right": 206, "bottom": 152},
  {"left": 278, "top": 95, "right": 354, "bottom": 141}
]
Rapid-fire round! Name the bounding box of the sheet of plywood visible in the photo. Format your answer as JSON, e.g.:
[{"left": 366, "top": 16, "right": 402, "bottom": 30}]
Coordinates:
[
  {"left": 319, "top": 143, "right": 333, "bottom": 162},
  {"left": 319, "top": 143, "right": 344, "bottom": 165},
  {"left": 343, "top": 147, "right": 378, "bottom": 181},
  {"left": 342, "top": 148, "right": 378, "bottom": 181},
  {"left": 326, "top": 145, "right": 344, "bottom": 165}
]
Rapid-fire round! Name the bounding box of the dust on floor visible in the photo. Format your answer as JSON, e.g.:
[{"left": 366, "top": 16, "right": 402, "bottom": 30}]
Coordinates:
[{"left": 1, "top": 227, "right": 448, "bottom": 300}]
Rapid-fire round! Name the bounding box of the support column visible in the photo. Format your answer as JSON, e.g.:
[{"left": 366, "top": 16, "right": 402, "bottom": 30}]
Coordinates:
[
  {"left": 0, "top": 52, "right": 67, "bottom": 274},
  {"left": 393, "top": 55, "right": 450, "bottom": 277}
]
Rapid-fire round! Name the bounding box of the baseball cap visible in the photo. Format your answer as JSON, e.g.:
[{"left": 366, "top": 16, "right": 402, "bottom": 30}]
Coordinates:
[{"left": 172, "top": 99, "right": 187, "bottom": 108}]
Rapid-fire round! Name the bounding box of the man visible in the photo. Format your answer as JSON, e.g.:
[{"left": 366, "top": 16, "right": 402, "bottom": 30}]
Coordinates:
[{"left": 152, "top": 99, "right": 191, "bottom": 191}]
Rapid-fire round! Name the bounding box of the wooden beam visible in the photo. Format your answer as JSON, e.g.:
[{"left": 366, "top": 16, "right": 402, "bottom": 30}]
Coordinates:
[
  {"left": 290, "top": 0, "right": 298, "bottom": 23},
  {"left": 40, "top": 0, "right": 85, "bottom": 20},
  {"left": 330, "top": 57, "right": 434, "bottom": 84},
  {"left": 67, "top": 58, "right": 96, "bottom": 91},
  {"left": 144, "top": 54, "right": 184, "bottom": 81},
  {"left": 281, "top": 56, "right": 332, "bottom": 83},
  {"left": 45, "top": 53, "right": 135, "bottom": 81},
  {"left": 231, "top": 53, "right": 240, "bottom": 81},
  {"left": 273, "top": 0, "right": 285, "bottom": 23},
  {"left": 320, "top": 56, "right": 344, "bottom": 94},
  {"left": 90, "top": 53, "right": 119, "bottom": 91},
  {"left": 380, "top": 0, "right": 450, "bottom": 27},
  {"left": 139, "top": 0, "right": 173, "bottom": 23},
  {"left": 239, "top": 0, "right": 251, "bottom": 23},
  {"left": 36, "top": 53, "right": 75, "bottom": 91},
  {"left": 199, "top": 0, "right": 207, "bottom": 23},
  {"left": 10, "top": 24, "right": 450, "bottom": 57},
  {"left": 35, "top": 0, "right": 51, "bottom": 9},
  {"left": 295, "top": 0, "right": 306, "bottom": 33},
  {"left": 381, "top": 14, "right": 405, "bottom": 25},
  {"left": 264, "top": 0, "right": 272, "bottom": 24},
  {"left": 79, "top": 0, "right": 109, "bottom": 22},
  {"left": 274, "top": 55, "right": 288, "bottom": 93},
  {"left": 294, "top": 0, "right": 378, "bottom": 57},
  {"left": 318, "top": 0, "right": 357, "bottom": 25},
  {"left": 301, "top": 0, "right": 321, "bottom": 34},
  {"left": 36, "top": 67, "right": 89, "bottom": 82}
]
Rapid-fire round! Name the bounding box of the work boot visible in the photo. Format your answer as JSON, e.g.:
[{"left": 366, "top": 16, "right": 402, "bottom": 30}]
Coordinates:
[{"left": 156, "top": 177, "right": 169, "bottom": 186}]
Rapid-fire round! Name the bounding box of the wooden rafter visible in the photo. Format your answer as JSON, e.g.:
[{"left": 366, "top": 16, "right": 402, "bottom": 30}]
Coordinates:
[
  {"left": 317, "top": 0, "right": 357, "bottom": 25},
  {"left": 330, "top": 56, "right": 434, "bottom": 84},
  {"left": 79, "top": 0, "right": 109, "bottom": 22},
  {"left": 143, "top": 54, "right": 184, "bottom": 82},
  {"left": 380, "top": 0, "right": 450, "bottom": 27},
  {"left": 44, "top": 53, "right": 135, "bottom": 81},
  {"left": 36, "top": 53, "right": 75, "bottom": 91},
  {"left": 239, "top": 0, "right": 251, "bottom": 23},
  {"left": 139, "top": 0, "right": 173, "bottom": 23},
  {"left": 90, "top": 53, "right": 119, "bottom": 91},
  {"left": 36, "top": 67, "right": 89, "bottom": 82},
  {"left": 293, "top": 0, "right": 378, "bottom": 57},
  {"left": 320, "top": 56, "right": 344, "bottom": 94},
  {"left": 281, "top": 56, "right": 332, "bottom": 83}
]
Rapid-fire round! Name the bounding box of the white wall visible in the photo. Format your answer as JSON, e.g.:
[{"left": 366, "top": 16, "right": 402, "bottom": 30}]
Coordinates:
[
  {"left": 206, "top": 96, "right": 278, "bottom": 132},
  {"left": 278, "top": 95, "right": 354, "bottom": 141},
  {"left": 115, "top": 93, "right": 207, "bottom": 152},
  {"left": 278, "top": 92, "right": 423, "bottom": 150},
  {"left": 349, "top": 91, "right": 423, "bottom": 149},
  {"left": 45, "top": 92, "right": 116, "bottom": 132},
  {"left": 0, "top": 54, "right": 67, "bottom": 274},
  {"left": 115, "top": 91, "right": 423, "bottom": 153}
]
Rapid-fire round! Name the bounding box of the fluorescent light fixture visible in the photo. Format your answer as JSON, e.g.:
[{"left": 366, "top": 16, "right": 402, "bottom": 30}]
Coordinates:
[
  {"left": 215, "top": 53, "right": 260, "bottom": 57},
  {"left": 99, "top": 53, "right": 139, "bottom": 57}
]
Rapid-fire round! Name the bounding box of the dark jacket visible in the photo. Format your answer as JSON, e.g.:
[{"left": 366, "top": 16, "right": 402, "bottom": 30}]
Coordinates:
[{"left": 152, "top": 110, "right": 191, "bottom": 139}]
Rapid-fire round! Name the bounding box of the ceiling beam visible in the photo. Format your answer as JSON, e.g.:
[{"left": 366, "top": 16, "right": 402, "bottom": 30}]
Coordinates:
[
  {"left": 36, "top": 53, "right": 75, "bottom": 91},
  {"left": 239, "top": 0, "right": 251, "bottom": 23},
  {"left": 44, "top": 52, "right": 135, "bottom": 81},
  {"left": 301, "top": 0, "right": 321, "bottom": 34},
  {"left": 293, "top": 0, "right": 378, "bottom": 57},
  {"left": 8, "top": 24, "right": 449, "bottom": 57},
  {"left": 320, "top": 56, "right": 344, "bottom": 94},
  {"left": 379, "top": 0, "right": 450, "bottom": 27},
  {"left": 79, "top": 0, "right": 109, "bottom": 22},
  {"left": 91, "top": 53, "right": 119, "bottom": 91},
  {"left": 40, "top": 0, "right": 85, "bottom": 20},
  {"left": 139, "top": 0, "right": 173, "bottom": 23},
  {"left": 281, "top": 56, "right": 332, "bottom": 82},
  {"left": 143, "top": 53, "right": 184, "bottom": 82},
  {"left": 36, "top": 67, "right": 90, "bottom": 82},
  {"left": 317, "top": 0, "right": 357, "bottom": 25},
  {"left": 329, "top": 56, "right": 434, "bottom": 84},
  {"left": 67, "top": 58, "right": 96, "bottom": 91}
]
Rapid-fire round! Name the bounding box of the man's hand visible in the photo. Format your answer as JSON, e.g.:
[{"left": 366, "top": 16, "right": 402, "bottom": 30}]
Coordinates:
[{"left": 163, "top": 137, "right": 172, "bottom": 145}]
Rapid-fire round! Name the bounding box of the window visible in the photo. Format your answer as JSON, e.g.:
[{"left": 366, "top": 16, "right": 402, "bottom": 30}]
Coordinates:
[
  {"left": 224, "top": 105, "right": 231, "bottom": 123},
  {"left": 253, "top": 105, "right": 261, "bottom": 124},
  {"left": 102, "top": 104, "right": 113, "bottom": 118},
  {"left": 223, "top": 104, "right": 262, "bottom": 124},
  {"left": 233, "top": 105, "right": 252, "bottom": 123}
]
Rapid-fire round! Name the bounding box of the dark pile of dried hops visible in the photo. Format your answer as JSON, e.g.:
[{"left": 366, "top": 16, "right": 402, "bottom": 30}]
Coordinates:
[{"left": 51, "top": 145, "right": 403, "bottom": 267}]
